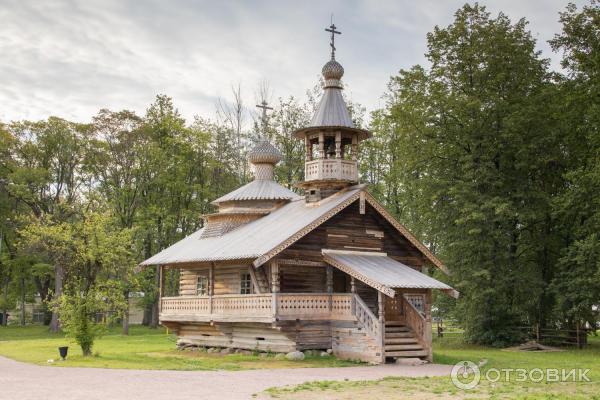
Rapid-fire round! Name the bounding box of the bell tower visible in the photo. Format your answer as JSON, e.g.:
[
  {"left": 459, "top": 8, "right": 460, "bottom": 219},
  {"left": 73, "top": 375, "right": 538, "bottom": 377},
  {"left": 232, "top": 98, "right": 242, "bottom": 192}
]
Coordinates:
[{"left": 293, "top": 23, "right": 371, "bottom": 202}]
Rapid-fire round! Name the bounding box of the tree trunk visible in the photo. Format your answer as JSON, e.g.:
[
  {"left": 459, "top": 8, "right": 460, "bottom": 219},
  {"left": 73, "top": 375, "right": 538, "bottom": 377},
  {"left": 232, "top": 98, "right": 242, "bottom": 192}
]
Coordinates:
[
  {"left": 19, "top": 277, "right": 25, "bottom": 326},
  {"left": 2, "top": 277, "right": 9, "bottom": 326},
  {"left": 49, "top": 264, "right": 63, "bottom": 333},
  {"left": 122, "top": 290, "right": 129, "bottom": 335},
  {"left": 142, "top": 304, "right": 152, "bottom": 326}
]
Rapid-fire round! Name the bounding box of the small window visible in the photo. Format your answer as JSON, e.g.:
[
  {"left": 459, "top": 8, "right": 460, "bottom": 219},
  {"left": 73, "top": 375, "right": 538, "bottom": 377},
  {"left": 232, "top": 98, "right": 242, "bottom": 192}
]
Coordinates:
[
  {"left": 240, "top": 273, "right": 253, "bottom": 294},
  {"left": 196, "top": 275, "right": 208, "bottom": 296}
]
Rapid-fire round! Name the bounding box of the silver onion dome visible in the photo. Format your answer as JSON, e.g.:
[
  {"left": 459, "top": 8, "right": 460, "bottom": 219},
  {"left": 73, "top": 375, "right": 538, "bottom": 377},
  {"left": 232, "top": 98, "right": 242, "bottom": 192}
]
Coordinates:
[{"left": 247, "top": 138, "right": 282, "bottom": 165}]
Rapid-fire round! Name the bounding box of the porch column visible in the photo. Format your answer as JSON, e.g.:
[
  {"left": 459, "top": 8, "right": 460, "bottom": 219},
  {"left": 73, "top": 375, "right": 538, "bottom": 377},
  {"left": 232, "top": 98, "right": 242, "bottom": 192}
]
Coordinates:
[
  {"left": 326, "top": 265, "right": 333, "bottom": 312},
  {"left": 335, "top": 131, "right": 341, "bottom": 158},
  {"left": 271, "top": 261, "right": 280, "bottom": 319},
  {"left": 158, "top": 265, "right": 164, "bottom": 314},
  {"left": 350, "top": 277, "right": 356, "bottom": 293},
  {"left": 424, "top": 290, "right": 433, "bottom": 362},
  {"left": 305, "top": 136, "right": 312, "bottom": 161},
  {"left": 209, "top": 262, "right": 215, "bottom": 314},
  {"left": 378, "top": 291, "right": 385, "bottom": 363}
]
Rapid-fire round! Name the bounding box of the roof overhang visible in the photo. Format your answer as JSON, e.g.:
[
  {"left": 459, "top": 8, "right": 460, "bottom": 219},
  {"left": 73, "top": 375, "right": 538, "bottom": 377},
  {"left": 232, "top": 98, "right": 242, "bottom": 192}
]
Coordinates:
[{"left": 322, "top": 249, "right": 458, "bottom": 299}]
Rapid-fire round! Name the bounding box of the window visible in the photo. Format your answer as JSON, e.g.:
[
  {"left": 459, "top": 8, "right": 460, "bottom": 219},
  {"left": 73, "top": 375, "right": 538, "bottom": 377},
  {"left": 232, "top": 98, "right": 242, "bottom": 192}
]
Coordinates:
[
  {"left": 240, "top": 273, "right": 253, "bottom": 294},
  {"left": 196, "top": 275, "right": 208, "bottom": 296}
]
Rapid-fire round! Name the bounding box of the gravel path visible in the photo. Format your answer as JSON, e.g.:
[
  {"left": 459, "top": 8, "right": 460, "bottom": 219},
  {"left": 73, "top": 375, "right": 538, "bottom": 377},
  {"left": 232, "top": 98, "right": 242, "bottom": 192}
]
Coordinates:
[{"left": 0, "top": 355, "right": 452, "bottom": 400}]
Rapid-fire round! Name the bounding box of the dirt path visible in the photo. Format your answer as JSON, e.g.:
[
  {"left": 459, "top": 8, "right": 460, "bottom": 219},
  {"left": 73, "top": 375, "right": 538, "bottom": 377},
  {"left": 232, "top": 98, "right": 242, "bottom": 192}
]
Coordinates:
[{"left": 0, "top": 356, "right": 452, "bottom": 400}]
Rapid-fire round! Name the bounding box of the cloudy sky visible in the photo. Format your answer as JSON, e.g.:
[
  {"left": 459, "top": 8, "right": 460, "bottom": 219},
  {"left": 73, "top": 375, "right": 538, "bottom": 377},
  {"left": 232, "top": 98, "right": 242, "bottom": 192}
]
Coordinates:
[{"left": 0, "top": 0, "right": 584, "bottom": 124}]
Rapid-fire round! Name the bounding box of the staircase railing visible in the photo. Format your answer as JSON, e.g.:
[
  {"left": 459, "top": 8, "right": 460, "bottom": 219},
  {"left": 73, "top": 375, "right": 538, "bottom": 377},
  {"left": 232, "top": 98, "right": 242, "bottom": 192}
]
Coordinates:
[
  {"left": 402, "top": 294, "right": 427, "bottom": 350},
  {"left": 352, "top": 294, "right": 380, "bottom": 341}
]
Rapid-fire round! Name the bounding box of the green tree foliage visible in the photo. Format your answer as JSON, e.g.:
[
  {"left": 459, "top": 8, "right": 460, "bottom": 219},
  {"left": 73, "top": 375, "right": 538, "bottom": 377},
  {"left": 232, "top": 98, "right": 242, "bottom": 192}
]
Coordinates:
[
  {"left": 369, "top": 3, "right": 582, "bottom": 346},
  {"left": 549, "top": 2, "right": 600, "bottom": 326}
]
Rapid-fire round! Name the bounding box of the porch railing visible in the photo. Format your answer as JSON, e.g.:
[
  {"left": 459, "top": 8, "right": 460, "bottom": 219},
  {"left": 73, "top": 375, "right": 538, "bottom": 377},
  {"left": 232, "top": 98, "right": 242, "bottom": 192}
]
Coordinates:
[
  {"left": 160, "top": 293, "right": 354, "bottom": 321},
  {"left": 352, "top": 294, "right": 380, "bottom": 341}
]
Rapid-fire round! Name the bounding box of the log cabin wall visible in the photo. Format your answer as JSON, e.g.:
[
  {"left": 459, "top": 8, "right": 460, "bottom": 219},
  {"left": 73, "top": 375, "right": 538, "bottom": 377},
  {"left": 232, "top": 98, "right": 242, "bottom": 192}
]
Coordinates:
[
  {"left": 279, "top": 200, "right": 426, "bottom": 271},
  {"left": 279, "top": 265, "right": 326, "bottom": 293},
  {"left": 179, "top": 264, "right": 253, "bottom": 296}
]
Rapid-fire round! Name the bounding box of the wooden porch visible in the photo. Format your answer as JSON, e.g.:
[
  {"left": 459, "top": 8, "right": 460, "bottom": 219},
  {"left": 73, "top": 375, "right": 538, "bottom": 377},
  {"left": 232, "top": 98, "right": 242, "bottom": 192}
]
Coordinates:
[{"left": 160, "top": 290, "right": 432, "bottom": 362}]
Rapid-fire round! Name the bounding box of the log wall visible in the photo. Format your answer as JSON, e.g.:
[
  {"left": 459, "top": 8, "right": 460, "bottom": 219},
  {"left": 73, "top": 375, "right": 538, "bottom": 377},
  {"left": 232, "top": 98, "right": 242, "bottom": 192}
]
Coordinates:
[
  {"left": 279, "top": 200, "right": 425, "bottom": 270},
  {"left": 179, "top": 264, "right": 253, "bottom": 296}
]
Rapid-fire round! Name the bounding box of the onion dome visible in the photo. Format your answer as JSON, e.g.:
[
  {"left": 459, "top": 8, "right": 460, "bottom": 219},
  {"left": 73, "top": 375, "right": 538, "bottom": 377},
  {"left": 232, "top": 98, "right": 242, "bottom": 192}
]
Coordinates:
[
  {"left": 322, "top": 60, "right": 344, "bottom": 81},
  {"left": 247, "top": 138, "right": 282, "bottom": 165}
]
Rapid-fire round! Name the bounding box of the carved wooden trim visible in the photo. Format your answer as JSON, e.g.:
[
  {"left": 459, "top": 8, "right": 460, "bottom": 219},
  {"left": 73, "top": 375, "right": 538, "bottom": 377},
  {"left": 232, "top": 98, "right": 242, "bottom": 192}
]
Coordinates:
[
  {"left": 275, "top": 259, "right": 327, "bottom": 267},
  {"left": 253, "top": 189, "right": 363, "bottom": 267}
]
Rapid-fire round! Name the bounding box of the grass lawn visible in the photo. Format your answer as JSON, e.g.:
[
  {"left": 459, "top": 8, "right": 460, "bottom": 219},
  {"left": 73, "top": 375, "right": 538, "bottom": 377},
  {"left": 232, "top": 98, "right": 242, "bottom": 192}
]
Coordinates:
[
  {"left": 0, "top": 324, "right": 358, "bottom": 370},
  {"left": 263, "top": 335, "right": 600, "bottom": 399}
]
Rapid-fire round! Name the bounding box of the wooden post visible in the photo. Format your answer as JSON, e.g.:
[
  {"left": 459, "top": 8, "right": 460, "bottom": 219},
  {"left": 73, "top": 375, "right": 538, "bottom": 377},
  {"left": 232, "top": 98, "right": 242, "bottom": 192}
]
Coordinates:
[
  {"left": 305, "top": 137, "right": 312, "bottom": 161},
  {"left": 424, "top": 290, "right": 433, "bottom": 362},
  {"left": 377, "top": 291, "right": 385, "bottom": 363},
  {"left": 326, "top": 265, "right": 333, "bottom": 312},
  {"left": 271, "top": 261, "right": 280, "bottom": 319},
  {"left": 158, "top": 265, "right": 164, "bottom": 314},
  {"left": 318, "top": 132, "right": 325, "bottom": 159},
  {"left": 209, "top": 262, "right": 214, "bottom": 315},
  {"left": 350, "top": 277, "right": 356, "bottom": 294},
  {"left": 351, "top": 134, "right": 358, "bottom": 160},
  {"left": 335, "top": 131, "right": 341, "bottom": 159}
]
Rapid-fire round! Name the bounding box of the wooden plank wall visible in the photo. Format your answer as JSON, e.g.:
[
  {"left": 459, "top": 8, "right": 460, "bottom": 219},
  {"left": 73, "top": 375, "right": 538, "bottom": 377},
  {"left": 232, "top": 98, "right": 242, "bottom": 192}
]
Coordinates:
[
  {"left": 279, "top": 265, "right": 326, "bottom": 293},
  {"left": 179, "top": 264, "right": 252, "bottom": 296},
  {"left": 279, "top": 200, "right": 425, "bottom": 270},
  {"left": 176, "top": 322, "right": 297, "bottom": 353}
]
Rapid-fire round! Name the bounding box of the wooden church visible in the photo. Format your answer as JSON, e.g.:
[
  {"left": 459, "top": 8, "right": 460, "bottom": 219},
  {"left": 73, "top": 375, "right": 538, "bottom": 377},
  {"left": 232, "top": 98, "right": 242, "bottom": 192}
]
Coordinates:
[{"left": 141, "top": 25, "right": 457, "bottom": 364}]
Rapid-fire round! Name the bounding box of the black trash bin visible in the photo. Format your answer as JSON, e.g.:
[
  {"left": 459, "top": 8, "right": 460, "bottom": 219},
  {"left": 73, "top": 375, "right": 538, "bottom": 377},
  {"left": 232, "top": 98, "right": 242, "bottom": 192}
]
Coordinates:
[{"left": 58, "top": 346, "right": 69, "bottom": 360}]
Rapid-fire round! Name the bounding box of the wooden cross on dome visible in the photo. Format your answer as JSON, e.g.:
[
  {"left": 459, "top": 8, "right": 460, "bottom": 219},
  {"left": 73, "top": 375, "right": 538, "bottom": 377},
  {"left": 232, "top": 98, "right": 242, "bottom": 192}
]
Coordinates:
[
  {"left": 256, "top": 100, "right": 273, "bottom": 134},
  {"left": 325, "top": 20, "right": 341, "bottom": 60}
]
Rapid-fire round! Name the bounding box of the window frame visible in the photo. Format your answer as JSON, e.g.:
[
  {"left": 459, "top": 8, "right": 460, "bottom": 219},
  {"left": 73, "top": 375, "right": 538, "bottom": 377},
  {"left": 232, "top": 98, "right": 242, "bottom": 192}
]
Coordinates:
[
  {"left": 196, "top": 275, "right": 209, "bottom": 296},
  {"left": 239, "top": 272, "right": 253, "bottom": 295}
]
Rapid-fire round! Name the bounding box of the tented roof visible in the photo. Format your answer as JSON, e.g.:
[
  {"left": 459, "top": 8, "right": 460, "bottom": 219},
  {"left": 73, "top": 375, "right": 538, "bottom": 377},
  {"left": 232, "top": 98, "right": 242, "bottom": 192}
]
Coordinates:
[{"left": 212, "top": 180, "right": 300, "bottom": 204}]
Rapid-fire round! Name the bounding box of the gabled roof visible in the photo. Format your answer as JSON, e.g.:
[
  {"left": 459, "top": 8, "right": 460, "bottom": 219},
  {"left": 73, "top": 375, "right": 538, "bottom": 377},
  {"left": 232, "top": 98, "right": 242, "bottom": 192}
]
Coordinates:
[
  {"left": 212, "top": 180, "right": 300, "bottom": 204},
  {"left": 140, "top": 186, "right": 447, "bottom": 274},
  {"left": 140, "top": 186, "right": 363, "bottom": 266},
  {"left": 322, "top": 250, "right": 457, "bottom": 298}
]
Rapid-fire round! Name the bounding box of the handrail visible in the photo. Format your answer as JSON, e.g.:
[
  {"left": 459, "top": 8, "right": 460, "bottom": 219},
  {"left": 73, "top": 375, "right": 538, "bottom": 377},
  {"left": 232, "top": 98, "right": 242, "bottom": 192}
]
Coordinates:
[
  {"left": 352, "top": 294, "right": 380, "bottom": 341},
  {"left": 402, "top": 294, "right": 426, "bottom": 347}
]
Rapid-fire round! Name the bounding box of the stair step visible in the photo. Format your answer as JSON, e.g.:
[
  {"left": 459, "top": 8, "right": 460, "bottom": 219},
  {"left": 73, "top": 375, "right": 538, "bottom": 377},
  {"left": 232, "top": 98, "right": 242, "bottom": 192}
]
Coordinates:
[
  {"left": 384, "top": 344, "right": 424, "bottom": 351},
  {"left": 384, "top": 338, "right": 418, "bottom": 345},
  {"left": 385, "top": 326, "right": 411, "bottom": 333},
  {"left": 384, "top": 350, "right": 429, "bottom": 357},
  {"left": 385, "top": 332, "right": 414, "bottom": 338},
  {"left": 385, "top": 321, "right": 405, "bottom": 327}
]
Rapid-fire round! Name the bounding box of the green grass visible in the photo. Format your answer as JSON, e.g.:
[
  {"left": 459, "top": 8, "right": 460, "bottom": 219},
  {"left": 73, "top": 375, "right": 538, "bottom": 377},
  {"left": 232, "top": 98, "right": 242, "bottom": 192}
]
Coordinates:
[
  {"left": 264, "top": 334, "right": 600, "bottom": 399},
  {"left": 0, "top": 325, "right": 358, "bottom": 370}
]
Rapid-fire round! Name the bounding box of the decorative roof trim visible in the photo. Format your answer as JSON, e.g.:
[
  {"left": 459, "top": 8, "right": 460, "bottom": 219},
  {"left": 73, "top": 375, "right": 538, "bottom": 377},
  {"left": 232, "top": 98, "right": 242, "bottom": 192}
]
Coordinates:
[
  {"left": 252, "top": 187, "right": 364, "bottom": 268},
  {"left": 363, "top": 192, "right": 449, "bottom": 274},
  {"left": 252, "top": 187, "right": 448, "bottom": 275},
  {"left": 322, "top": 250, "right": 396, "bottom": 297}
]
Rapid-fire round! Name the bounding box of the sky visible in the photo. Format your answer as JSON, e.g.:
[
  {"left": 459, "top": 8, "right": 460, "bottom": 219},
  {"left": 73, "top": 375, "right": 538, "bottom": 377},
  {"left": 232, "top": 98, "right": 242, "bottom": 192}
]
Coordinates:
[{"left": 0, "top": 0, "right": 585, "bottom": 125}]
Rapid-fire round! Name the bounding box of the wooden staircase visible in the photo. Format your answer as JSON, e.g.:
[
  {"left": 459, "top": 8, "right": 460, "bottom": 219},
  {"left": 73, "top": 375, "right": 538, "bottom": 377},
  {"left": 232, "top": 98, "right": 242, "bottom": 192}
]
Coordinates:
[{"left": 384, "top": 321, "right": 428, "bottom": 360}]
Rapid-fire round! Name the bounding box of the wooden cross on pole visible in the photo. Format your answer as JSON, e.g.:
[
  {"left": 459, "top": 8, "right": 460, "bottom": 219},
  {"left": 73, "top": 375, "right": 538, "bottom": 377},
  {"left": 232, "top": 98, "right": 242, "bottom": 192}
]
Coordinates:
[
  {"left": 256, "top": 100, "right": 273, "bottom": 134},
  {"left": 325, "top": 21, "right": 341, "bottom": 60}
]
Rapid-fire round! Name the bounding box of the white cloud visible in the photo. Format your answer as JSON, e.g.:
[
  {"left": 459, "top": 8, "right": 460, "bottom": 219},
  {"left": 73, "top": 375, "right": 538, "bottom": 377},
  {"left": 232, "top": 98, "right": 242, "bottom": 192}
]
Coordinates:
[{"left": 0, "top": 0, "right": 584, "bottom": 124}]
